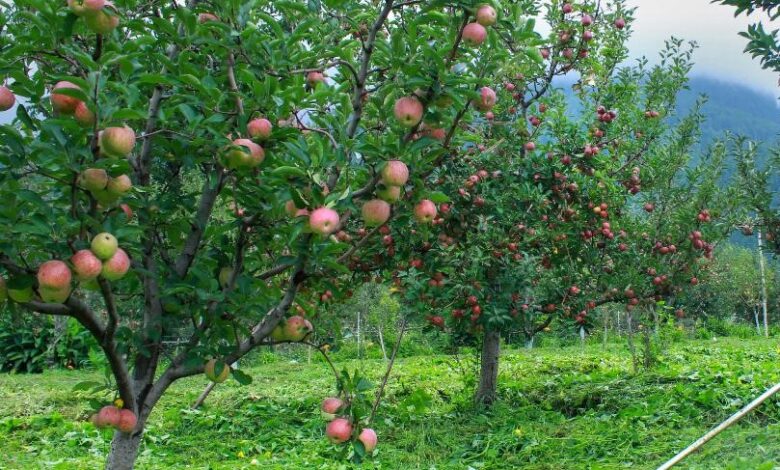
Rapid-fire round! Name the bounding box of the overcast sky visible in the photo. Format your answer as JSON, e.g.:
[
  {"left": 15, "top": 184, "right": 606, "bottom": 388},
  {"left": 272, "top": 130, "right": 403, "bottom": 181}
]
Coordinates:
[{"left": 626, "top": 0, "right": 777, "bottom": 97}]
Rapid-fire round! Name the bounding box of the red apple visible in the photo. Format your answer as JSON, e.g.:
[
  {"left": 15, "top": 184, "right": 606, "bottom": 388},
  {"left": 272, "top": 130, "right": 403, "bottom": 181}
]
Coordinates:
[
  {"left": 321, "top": 397, "right": 343, "bottom": 420},
  {"left": 37, "top": 260, "right": 72, "bottom": 290},
  {"left": 463, "top": 22, "right": 487, "bottom": 46},
  {"left": 381, "top": 160, "right": 409, "bottom": 186},
  {"left": 247, "top": 118, "right": 273, "bottom": 140},
  {"left": 94, "top": 405, "right": 121, "bottom": 428},
  {"left": 117, "top": 409, "right": 137, "bottom": 433},
  {"left": 475, "top": 5, "right": 497, "bottom": 26},
  {"left": 359, "top": 428, "right": 378, "bottom": 452},
  {"left": 102, "top": 248, "right": 130, "bottom": 281},
  {"left": 362, "top": 199, "right": 391, "bottom": 226},
  {"left": 71, "top": 250, "right": 103, "bottom": 281},
  {"left": 325, "top": 418, "right": 353, "bottom": 444},
  {"left": 393, "top": 96, "right": 424, "bottom": 127},
  {"left": 309, "top": 207, "right": 340, "bottom": 235},
  {"left": 414, "top": 200, "right": 437, "bottom": 224},
  {"left": 51, "top": 81, "right": 82, "bottom": 115},
  {"left": 100, "top": 126, "right": 136, "bottom": 158},
  {"left": 0, "top": 86, "right": 15, "bottom": 111}
]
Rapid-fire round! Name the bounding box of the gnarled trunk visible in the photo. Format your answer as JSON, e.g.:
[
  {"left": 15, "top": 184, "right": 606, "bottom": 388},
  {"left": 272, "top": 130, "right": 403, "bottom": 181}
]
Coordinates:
[
  {"left": 105, "top": 430, "right": 143, "bottom": 470},
  {"left": 475, "top": 329, "right": 500, "bottom": 405}
]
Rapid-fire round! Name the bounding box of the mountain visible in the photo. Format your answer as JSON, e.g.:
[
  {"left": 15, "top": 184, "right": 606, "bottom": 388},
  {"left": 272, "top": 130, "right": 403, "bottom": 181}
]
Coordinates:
[{"left": 678, "top": 76, "right": 780, "bottom": 148}]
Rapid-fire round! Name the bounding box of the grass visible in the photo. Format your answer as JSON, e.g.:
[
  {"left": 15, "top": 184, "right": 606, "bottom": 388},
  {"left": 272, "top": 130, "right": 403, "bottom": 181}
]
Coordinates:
[{"left": 1, "top": 337, "right": 779, "bottom": 469}]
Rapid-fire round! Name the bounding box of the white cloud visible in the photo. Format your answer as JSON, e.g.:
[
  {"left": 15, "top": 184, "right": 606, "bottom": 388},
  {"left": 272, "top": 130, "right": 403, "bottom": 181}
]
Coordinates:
[{"left": 626, "top": 0, "right": 777, "bottom": 96}]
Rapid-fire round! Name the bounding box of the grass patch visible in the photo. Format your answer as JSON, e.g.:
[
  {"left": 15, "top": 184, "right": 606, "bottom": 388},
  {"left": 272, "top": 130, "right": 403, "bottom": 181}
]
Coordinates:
[{"left": 1, "top": 337, "right": 778, "bottom": 469}]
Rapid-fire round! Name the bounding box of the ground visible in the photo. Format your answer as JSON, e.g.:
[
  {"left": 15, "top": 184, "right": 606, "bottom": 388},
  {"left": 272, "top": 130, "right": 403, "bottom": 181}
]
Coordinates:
[{"left": 1, "top": 337, "right": 778, "bottom": 469}]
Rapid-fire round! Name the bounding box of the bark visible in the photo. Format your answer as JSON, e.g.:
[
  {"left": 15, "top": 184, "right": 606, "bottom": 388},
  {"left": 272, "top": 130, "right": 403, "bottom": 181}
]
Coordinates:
[
  {"left": 475, "top": 329, "right": 501, "bottom": 405},
  {"left": 105, "top": 431, "right": 142, "bottom": 470}
]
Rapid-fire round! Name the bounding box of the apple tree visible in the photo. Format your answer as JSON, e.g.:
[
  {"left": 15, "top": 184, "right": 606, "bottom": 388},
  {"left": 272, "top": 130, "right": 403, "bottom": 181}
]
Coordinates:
[
  {"left": 0, "top": 0, "right": 570, "bottom": 467},
  {"left": 370, "top": 20, "right": 729, "bottom": 401}
]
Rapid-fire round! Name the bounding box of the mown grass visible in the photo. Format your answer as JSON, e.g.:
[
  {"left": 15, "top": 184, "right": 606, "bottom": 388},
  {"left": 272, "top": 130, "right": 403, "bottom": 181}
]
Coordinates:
[{"left": 1, "top": 337, "right": 779, "bottom": 469}]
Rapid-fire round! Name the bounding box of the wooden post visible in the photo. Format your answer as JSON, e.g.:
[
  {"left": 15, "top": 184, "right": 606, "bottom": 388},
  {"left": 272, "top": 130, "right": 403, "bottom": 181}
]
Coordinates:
[{"left": 657, "top": 380, "right": 780, "bottom": 469}]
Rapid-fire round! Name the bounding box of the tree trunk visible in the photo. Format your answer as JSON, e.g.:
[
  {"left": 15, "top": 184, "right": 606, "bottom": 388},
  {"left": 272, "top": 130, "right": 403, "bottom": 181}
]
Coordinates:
[
  {"left": 755, "top": 305, "right": 761, "bottom": 335},
  {"left": 626, "top": 310, "right": 638, "bottom": 373},
  {"left": 603, "top": 313, "right": 609, "bottom": 349},
  {"left": 105, "top": 430, "right": 143, "bottom": 470},
  {"left": 356, "top": 307, "right": 362, "bottom": 359},
  {"left": 475, "top": 329, "right": 500, "bottom": 405},
  {"left": 525, "top": 334, "right": 535, "bottom": 349}
]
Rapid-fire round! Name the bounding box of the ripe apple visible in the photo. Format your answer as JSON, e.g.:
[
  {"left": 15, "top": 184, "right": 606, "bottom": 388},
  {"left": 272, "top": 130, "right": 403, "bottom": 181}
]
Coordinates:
[
  {"left": 462, "top": 22, "right": 487, "bottom": 46},
  {"left": 204, "top": 359, "right": 230, "bottom": 383},
  {"left": 381, "top": 160, "right": 409, "bottom": 187},
  {"left": 283, "top": 315, "right": 313, "bottom": 341},
  {"left": 106, "top": 174, "right": 132, "bottom": 196},
  {"left": 320, "top": 397, "right": 343, "bottom": 420},
  {"left": 414, "top": 200, "right": 437, "bottom": 224},
  {"left": 362, "top": 199, "right": 391, "bottom": 227},
  {"left": 562, "top": 3, "right": 573, "bottom": 13},
  {"left": 475, "top": 5, "right": 497, "bottom": 26},
  {"left": 198, "top": 12, "right": 219, "bottom": 23},
  {"left": 79, "top": 168, "right": 109, "bottom": 192},
  {"left": 247, "top": 118, "right": 273, "bottom": 140},
  {"left": 309, "top": 207, "right": 340, "bottom": 235},
  {"left": 74, "top": 102, "right": 96, "bottom": 126},
  {"left": 72, "top": 250, "right": 103, "bottom": 281},
  {"left": 393, "top": 97, "right": 424, "bottom": 127},
  {"left": 581, "top": 14, "right": 593, "bottom": 26},
  {"left": 475, "top": 87, "right": 497, "bottom": 111},
  {"left": 100, "top": 126, "right": 136, "bottom": 158},
  {"left": 37, "top": 260, "right": 72, "bottom": 290},
  {"left": 102, "top": 248, "right": 130, "bottom": 281},
  {"left": 84, "top": 4, "right": 120, "bottom": 34},
  {"left": 68, "top": 0, "right": 106, "bottom": 16},
  {"left": 307, "top": 71, "right": 326, "bottom": 86},
  {"left": 0, "top": 86, "right": 15, "bottom": 111},
  {"left": 224, "top": 138, "right": 264, "bottom": 169},
  {"left": 94, "top": 405, "right": 121, "bottom": 428},
  {"left": 614, "top": 17, "right": 626, "bottom": 29},
  {"left": 325, "top": 417, "right": 353, "bottom": 444},
  {"left": 358, "top": 428, "right": 378, "bottom": 452},
  {"left": 117, "top": 409, "right": 137, "bottom": 433},
  {"left": 91, "top": 232, "right": 118, "bottom": 260},
  {"left": 51, "top": 81, "right": 82, "bottom": 114}
]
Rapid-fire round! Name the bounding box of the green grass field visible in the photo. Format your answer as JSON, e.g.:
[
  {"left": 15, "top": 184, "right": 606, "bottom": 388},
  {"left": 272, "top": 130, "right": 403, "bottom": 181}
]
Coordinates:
[{"left": 1, "top": 337, "right": 779, "bottom": 469}]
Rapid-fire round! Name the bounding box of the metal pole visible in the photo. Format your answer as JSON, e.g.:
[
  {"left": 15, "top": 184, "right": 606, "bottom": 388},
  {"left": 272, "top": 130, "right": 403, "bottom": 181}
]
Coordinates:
[
  {"left": 657, "top": 380, "right": 780, "bottom": 470},
  {"left": 757, "top": 229, "right": 770, "bottom": 337}
]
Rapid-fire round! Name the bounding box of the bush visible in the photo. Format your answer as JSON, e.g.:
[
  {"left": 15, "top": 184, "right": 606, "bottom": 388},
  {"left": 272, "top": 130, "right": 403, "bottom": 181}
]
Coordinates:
[{"left": 0, "top": 314, "right": 95, "bottom": 373}]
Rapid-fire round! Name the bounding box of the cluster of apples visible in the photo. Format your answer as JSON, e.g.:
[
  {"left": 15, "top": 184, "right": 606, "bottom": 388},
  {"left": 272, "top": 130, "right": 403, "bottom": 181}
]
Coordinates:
[
  {"left": 462, "top": 4, "right": 498, "bottom": 46},
  {"left": 321, "top": 397, "right": 377, "bottom": 453},
  {"left": 1, "top": 233, "right": 128, "bottom": 305},
  {"left": 67, "top": 0, "right": 120, "bottom": 35},
  {"left": 78, "top": 168, "right": 132, "bottom": 206},
  {"left": 91, "top": 404, "right": 137, "bottom": 433},
  {"left": 222, "top": 117, "right": 271, "bottom": 169}
]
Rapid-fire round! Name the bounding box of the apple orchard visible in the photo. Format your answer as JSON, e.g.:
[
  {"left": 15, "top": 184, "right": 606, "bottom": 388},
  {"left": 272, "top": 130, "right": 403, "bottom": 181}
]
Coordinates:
[{"left": 0, "top": 1, "right": 727, "bottom": 469}]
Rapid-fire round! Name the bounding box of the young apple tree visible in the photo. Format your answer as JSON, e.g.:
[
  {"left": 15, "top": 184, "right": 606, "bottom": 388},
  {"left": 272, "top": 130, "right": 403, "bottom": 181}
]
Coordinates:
[{"left": 365, "top": 14, "right": 726, "bottom": 402}]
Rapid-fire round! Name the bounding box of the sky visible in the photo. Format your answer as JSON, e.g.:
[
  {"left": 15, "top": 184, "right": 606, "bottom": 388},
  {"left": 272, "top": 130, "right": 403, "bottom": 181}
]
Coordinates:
[{"left": 626, "top": 0, "right": 778, "bottom": 97}]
